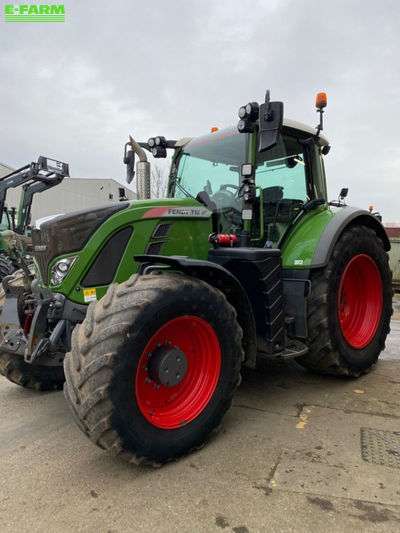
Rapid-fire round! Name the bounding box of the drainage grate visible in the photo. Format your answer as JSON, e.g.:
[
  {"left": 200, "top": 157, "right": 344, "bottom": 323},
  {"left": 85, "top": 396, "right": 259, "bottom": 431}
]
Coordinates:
[{"left": 361, "top": 427, "right": 400, "bottom": 469}]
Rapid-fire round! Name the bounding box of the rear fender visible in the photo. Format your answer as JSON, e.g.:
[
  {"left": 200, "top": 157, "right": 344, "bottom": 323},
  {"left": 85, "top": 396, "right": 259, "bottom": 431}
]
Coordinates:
[
  {"left": 135, "top": 254, "right": 258, "bottom": 368},
  {"left": 311, "top": 207, "right": 390, "bottom": 268},
  {"left": 281, "top": 206, "right": 390, "bottom": 270}
]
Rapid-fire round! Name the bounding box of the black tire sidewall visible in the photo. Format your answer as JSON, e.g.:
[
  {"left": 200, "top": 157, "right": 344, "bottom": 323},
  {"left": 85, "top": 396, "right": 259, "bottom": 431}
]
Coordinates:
[
  {"left": 326, "top": 229, "right": 392, "bottom": 371},
  {"left": 108, "top": 281, "right": 241, "bottom": 462}
]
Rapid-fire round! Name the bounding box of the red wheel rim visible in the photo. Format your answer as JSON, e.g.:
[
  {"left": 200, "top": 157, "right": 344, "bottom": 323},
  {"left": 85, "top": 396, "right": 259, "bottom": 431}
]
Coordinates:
[
  {"left": 338, "top": 254, "right": 382, "bottom": 349},
  {"left": 135, "top": 316, "right": 221, "bottom": 429}
]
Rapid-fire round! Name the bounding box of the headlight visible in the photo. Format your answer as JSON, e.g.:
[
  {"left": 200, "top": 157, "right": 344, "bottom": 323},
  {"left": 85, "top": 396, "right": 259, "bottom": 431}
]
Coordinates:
[{"left": 50, "top": 256, "right": 77, "bottom": 286}]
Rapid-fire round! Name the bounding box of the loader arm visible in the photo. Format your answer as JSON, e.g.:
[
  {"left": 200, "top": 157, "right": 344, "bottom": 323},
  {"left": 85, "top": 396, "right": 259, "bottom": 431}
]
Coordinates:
[
  {"left": 0, "top": 157, "right": 69, "bottom": 235},
  {"left": 15, "top": 174, "right": 65, "bottom": 234}
]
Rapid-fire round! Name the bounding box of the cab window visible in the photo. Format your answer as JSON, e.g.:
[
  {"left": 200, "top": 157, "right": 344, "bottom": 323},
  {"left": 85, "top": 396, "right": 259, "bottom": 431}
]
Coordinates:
[
  {"left": 254, "top": 134, "right": 309, "bottom": 245},
  {"left": 0, "top": 210, "right": 10, "bottom": 230}
]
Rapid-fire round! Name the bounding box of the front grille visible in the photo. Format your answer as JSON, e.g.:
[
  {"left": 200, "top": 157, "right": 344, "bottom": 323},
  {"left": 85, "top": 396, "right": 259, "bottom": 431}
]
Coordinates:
[{"left": 32, "top": 229, "right": 52, "bottom": 284}]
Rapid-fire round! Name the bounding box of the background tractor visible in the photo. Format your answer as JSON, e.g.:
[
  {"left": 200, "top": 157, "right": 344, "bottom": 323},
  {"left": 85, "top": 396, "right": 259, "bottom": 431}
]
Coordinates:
[
  {"left": 0, "top": 156, "right": 69, "bottom": 280},
  {"left": 0, "top": 91, "right": 392, "bottom": 465}
]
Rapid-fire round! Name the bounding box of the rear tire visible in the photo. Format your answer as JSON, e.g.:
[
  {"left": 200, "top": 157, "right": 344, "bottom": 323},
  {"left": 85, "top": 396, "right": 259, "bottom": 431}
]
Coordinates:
[
  {"left": 0, "top": 268, "right": 65, "bottom": 391},
  {"left": 297, "top": 225, "right": 392, "bottom": 377},
  {"left": 64, "top": 273, "right": 243, "bottom": 465}
]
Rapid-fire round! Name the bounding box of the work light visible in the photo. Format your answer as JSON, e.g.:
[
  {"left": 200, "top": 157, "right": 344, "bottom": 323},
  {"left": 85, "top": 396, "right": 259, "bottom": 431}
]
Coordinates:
[
  {"left": 148, "top": 136, "right": 167, "bottom": 156},
  {"left": 151, "top": 146, "right": 167, "bottom": 158},
  {"left": 155, "top": 136, "right": 167, "bottom": 147},
  {"left": 237, "top": 101, "right": 259, "bottom": 133}
]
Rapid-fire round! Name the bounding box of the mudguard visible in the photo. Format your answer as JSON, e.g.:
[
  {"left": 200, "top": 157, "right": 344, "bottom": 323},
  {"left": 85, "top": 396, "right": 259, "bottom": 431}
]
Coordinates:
[
  {"left": 311, "top": 206, "right": 390, "bottom": 268},
  {"left": 135, "top": 254, "right": 258, "bottom": 368},
  {"left": 281, "top": 206, "right": 390, "bottom": 270}
]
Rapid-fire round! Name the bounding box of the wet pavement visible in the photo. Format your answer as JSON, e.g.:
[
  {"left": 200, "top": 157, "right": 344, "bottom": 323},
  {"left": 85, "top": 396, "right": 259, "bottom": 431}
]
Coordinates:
[{"left": 0, "top": 311, "right": 399, "bottom": 532}]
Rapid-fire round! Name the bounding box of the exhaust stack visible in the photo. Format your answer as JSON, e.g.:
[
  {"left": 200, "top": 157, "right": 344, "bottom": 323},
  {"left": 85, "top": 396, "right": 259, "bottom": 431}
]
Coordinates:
[{"left": 126, "top": 135, "right": 151, "bottom": 199}]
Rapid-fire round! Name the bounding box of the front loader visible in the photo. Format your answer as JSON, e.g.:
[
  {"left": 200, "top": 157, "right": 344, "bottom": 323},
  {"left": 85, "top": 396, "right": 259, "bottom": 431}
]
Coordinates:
[
  {"left": 0, "top": 156, "right": 69, "bottom": 280},
  {"left": 0, "top": 91, "right": 392, "bottom": 465}
]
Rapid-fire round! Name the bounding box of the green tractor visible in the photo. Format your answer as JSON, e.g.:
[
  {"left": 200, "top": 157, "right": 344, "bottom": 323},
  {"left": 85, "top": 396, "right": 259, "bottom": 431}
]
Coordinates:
[
  {"left": 0, "top": 156, "right": 69, "bottom": 280},
  {"left": 0, "top": 91, "right": 392, "bottom": 465}
]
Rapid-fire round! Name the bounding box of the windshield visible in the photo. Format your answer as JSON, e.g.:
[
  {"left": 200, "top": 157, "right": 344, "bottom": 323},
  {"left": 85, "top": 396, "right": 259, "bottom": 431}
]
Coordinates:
[{"left": 173, "top": 128, "right": 248, "bottom": 233}]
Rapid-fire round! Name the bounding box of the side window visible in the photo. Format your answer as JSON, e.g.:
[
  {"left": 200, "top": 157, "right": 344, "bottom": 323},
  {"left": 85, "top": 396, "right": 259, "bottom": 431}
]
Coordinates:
[
  {"left": 0, "top": 211, "right": 10, "bottom": 230},
  {"left": 254, "top": 135, "right": 308, "bottom": 245}
]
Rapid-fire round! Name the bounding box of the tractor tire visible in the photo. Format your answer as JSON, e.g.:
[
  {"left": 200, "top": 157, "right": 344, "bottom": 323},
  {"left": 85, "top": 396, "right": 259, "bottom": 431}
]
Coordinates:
[
  {"left": 0, "top": 252, "right": 17, "bottom": 282},
  {"left": 0, "top": 269, "right": 65, "bottom": 391},
  {"left": 297, "top": 225, "right": 392, "bottom": 377},
  {"left": 63, "top": 273, "right": 243, "bottom": 466}
]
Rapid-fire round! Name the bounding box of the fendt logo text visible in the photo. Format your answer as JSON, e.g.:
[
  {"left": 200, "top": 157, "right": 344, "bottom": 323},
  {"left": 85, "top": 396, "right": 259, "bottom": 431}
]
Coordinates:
[{"left": 4, "top": 4, "right": 65, "bottom": 22}]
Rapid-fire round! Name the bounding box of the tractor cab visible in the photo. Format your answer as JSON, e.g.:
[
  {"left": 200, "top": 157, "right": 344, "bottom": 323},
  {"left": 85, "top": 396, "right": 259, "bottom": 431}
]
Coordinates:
[{"left": 170, "top": 119, "right": 329, "bottom": 248}]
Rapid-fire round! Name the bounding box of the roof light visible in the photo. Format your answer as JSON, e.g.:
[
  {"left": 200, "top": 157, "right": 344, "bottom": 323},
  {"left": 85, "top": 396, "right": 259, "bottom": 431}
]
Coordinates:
[
  {"left": 211, "top": 127, "right": 219, "bottom": 133},
  {"left": 316, "top": 92, "right": 327, "bottom": 110}
]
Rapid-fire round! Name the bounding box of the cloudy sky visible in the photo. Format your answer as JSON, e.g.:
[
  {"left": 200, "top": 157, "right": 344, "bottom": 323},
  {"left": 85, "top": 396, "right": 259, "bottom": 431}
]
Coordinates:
[{"left": 1, "top": 0, "right": 399, "bottom": 220}]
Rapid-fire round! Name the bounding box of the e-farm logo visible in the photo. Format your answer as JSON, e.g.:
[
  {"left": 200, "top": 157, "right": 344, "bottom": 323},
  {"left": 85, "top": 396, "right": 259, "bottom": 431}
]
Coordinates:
[{"left": 4, "top": 4, "right": 65, "bottom": 22}]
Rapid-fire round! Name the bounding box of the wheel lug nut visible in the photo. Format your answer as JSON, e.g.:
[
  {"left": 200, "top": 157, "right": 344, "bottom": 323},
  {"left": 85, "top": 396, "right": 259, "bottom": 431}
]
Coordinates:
[
  {"left": 145, "top": 377, "right": 151, "bottom": 383},
  {"left": 154, "top": 383, "right": 160, "bottom": 389},
  {"left": 142, "top": 366, "right": 148, "bottom": 371}
]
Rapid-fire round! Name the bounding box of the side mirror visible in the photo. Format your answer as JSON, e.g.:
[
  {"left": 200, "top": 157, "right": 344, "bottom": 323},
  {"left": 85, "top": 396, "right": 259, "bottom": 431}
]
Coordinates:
[
  {"left": 124, "top": 143, "right": 135, "bottom": 184},
  {"left": 124, "top": 136, "right": 151, "bottom": 198},
  {"left": 258, "top": 91, "right": 283, "bottom": 153}
]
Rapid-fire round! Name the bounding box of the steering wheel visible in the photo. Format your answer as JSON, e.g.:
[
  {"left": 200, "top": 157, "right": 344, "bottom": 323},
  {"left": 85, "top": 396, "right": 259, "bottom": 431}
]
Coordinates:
[{"left": 212, "top": 184, "right": 240, "bottom": 209}]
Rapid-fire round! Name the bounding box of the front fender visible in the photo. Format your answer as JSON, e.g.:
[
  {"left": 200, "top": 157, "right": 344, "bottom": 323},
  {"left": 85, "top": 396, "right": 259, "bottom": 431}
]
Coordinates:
[{"left": 135, "top": 254, "right": 258, "bottom": 368}]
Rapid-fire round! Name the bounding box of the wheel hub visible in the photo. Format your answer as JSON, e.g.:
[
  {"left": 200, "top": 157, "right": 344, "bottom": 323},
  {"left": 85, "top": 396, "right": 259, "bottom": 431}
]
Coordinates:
[
  {"left": 148, "top": 345, "right": 188, "bottom": 387},
  {"left": 337, "top": 253, "right": 382, "bottom": 349}
]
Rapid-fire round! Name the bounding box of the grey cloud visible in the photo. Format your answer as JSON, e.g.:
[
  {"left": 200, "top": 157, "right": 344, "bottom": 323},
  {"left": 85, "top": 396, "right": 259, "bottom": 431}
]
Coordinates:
[{"left": 1, "top": 0, "right": 399, "bottom": 219}]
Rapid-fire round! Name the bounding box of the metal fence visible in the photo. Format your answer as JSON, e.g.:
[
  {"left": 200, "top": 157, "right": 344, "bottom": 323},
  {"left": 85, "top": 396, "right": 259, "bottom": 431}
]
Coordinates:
[{"left": 389, "top": 238, "right": 400, "bottom": 292}]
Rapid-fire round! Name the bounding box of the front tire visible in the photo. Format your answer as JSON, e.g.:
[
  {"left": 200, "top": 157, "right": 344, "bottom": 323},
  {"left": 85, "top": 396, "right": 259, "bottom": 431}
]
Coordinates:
[
  {"left": 64, "top": 274, "right": 243, "bottom": 465},
  {"left": 297, "top": 225, "right": 392, "bottom": 377},
  {"left": 0, "top": 252, "right": 16, "bottom": 282}
]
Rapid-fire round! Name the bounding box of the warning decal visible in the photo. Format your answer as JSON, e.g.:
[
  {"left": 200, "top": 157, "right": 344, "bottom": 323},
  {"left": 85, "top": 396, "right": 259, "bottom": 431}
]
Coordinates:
[{"left": 83, "top": 288, "right": 97, "bottom": 303}]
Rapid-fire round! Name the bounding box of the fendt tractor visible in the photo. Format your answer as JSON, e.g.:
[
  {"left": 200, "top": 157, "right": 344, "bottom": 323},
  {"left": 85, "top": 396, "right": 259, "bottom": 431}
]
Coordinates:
[
  {"left": 0, "top": 91, "right": 392, "bottom": 465},
  {"left": 0, "top": 156, "right": 69, "bottom": 280}
]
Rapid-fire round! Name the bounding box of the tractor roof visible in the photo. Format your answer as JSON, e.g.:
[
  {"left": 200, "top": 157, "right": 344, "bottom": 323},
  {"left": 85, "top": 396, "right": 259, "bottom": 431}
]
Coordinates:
[
  {"left": 176, "top": 119, "right": 329, "bottom": 149},
  {"left": 283, "top": 118, "right": 329, "bottom": 146}
]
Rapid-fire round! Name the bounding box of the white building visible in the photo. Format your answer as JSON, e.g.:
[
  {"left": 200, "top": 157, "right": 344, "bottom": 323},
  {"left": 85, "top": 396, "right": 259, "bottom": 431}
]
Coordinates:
[
  {"left": 0, "top": 162, "right": 136, "bottom": 225},
  {"left": 0, "top": 161, "right": 14, "bottom": 179}
]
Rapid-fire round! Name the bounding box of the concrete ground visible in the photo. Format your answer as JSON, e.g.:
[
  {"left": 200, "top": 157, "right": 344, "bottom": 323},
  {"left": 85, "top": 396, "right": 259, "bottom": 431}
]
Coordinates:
[{"left": 1, "top": 303, "right": 400, "bottom": 532}]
